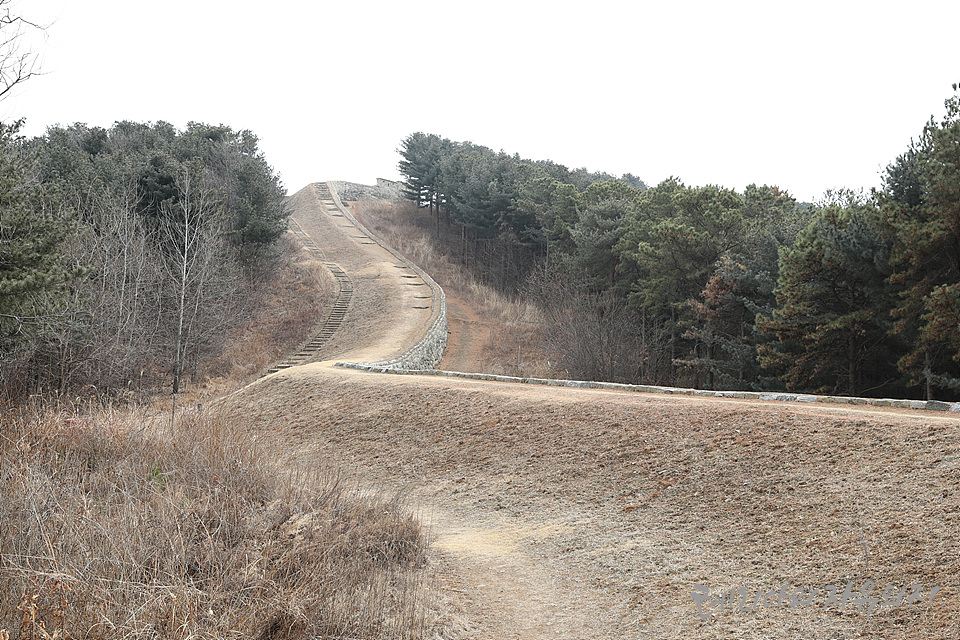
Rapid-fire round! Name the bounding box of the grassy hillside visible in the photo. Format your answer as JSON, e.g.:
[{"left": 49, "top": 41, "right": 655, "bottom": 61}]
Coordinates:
[{"left": 226, "top": 366, "right": 960, "bottom": 639}]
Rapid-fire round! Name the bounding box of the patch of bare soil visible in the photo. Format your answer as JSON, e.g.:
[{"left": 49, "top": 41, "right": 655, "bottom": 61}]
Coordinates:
[
  {"left": 439, "top": 293, "right": 492, "bottom": 374},
  {"left": 224, "top": 365, "right": 960, "bottom": 640}
]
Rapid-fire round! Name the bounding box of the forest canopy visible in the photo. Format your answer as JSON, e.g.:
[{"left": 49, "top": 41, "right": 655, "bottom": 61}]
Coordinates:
[
  {"left": 0, "top": 120, "right": 288, "bottom": 395},
  {"left": 398, "top": 84, "right": 960, "bottom": 400}
]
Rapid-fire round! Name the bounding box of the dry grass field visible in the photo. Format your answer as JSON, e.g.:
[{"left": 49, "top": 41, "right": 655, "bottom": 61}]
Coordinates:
[{"left": 0, "top": 399, "right": 438, "bottom": 639}]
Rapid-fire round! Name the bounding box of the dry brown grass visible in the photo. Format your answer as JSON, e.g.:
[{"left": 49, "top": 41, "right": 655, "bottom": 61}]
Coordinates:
[
  {"left": 469, "top": 293, "right": 552, "bottom": 379},
  {"left": 201, "top": 234, "right": 334, "bottom": 388},
  {"left": 235, "top": 367, "right": 960, "bottom": 640},
  {"left": 0, "top": 398, "right": 434, "bottom": 639}
]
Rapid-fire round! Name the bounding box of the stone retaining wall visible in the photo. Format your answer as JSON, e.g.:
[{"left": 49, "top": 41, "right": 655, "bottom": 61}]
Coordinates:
[
  {"left": 328, "top": 179, "right": 404, "bottom": 202},
  {"left": 353, "top": 302, "right": 448, "bottom": 370},
  {"left": 332, "top": 366, "right": 960, "bottom": 413}
]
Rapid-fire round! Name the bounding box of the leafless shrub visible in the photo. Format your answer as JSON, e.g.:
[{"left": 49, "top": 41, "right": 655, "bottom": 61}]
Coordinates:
[
  {"left": 523, "top": 264, "right": 670, "bottom": 384},
  {"left": 30, "top": 182, "right": 167, "bottom": 395}
]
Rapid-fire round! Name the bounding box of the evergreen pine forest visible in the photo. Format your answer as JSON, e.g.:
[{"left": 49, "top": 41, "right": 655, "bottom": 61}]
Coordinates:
[{"left": 396, "top": 84, "right": 960, "bottom": 401}]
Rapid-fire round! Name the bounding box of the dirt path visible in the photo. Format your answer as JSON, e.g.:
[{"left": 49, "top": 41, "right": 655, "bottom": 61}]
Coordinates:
[
  {"left": 440, "top": 293, "right": 491, "bottom": 373},
  {"left": 237, "top": 187, "right": 960, "bottom": 639},
  {"left": 284, "top": 185, "right": 432, "bottom": 364},
  {"left": 270, "top": 187, "right": 632, "bottom": 637},
  {"left": 426, "top": 505, "right": 615, "bottom": 639}
]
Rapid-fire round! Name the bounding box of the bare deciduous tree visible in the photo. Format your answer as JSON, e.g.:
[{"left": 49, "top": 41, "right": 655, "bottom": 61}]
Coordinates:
[
  {"left": 158, "top": 169, "right": 239, "bottom": 393},
  {"left": 81, "top": 182, "right": 163, "bottom": 388},
  {"left": 0, "top": 1, "right": 42, "bottom": 101},
  {"left": 525, "top": 263, "right": 670, "bottom": 385}
]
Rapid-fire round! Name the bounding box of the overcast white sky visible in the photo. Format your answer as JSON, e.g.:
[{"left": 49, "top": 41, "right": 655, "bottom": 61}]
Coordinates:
[{"left": 5, "top": 0, "right": 959, "bottom": 202}]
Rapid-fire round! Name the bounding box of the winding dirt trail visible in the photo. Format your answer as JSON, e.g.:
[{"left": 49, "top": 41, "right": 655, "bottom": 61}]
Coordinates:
[
  {"left": 277, "top": 185, "right": 622, "bottom": 637},
  {"left": 226, "top": 186, "right": 960, "bottom": 640},
  {"left": 284, "top": 185, "right": 431, "bottom": 365}
]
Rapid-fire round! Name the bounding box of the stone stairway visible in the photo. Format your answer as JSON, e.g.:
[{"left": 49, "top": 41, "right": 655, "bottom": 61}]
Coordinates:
[{"left": 265, "top": 185, "right": 354, "bottom": 374}]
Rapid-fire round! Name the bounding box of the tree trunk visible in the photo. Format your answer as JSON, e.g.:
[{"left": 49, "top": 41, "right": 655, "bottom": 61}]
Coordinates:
[{"left": 159, "top": 169, "right": 236, "bottom": 396}]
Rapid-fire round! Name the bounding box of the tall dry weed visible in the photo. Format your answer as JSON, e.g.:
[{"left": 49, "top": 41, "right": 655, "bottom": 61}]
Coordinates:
[{"left": 0, "top": 400, "right": 433, "bottom": 639}]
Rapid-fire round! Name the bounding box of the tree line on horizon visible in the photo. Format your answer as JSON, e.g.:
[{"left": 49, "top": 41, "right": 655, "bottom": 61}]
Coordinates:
[
  {"left": 0, "top": 120, "right": 288, "bottom": 395},
  {"left": 398, "top": 84, "right": 960, "bottom": 401}
]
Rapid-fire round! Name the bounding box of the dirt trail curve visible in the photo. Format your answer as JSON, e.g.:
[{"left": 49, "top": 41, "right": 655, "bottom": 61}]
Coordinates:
[
  {"left": 283, "top": 184, "right": 433, "bottom": 365},
  {"left": 229, "top": 185, "right": 960, "bottom": 640},
  {"left": 438, "top": 294, "right": 489, "bottom": 374}
]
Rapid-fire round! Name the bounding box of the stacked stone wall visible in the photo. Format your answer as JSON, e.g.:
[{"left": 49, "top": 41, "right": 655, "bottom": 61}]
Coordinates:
[
  {"left": 328, "top": 179, "right": 404, "bottom": 202},
  {"left": 331, "top": 365, "right": 960, "bottom": 412}
]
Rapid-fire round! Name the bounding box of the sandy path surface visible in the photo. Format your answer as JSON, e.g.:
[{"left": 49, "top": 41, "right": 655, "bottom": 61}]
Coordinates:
[
  {"left": 440, "top": 293, "right": 489, "bottom": 373},
  {"left": 343, "top": 198, "right": 502, "bottom": 376}
]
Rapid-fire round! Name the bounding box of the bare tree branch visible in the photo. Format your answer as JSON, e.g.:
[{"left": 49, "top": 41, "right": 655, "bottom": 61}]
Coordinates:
[{"left": 0, "top": 0, "right": 44, "bottom": 100}]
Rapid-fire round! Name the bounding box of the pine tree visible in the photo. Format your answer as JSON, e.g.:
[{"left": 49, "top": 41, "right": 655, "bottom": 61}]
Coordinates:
[
  {"left": 759, "top": 194, "right": 900, "bottom": 396},
  {"left": 686, "top": 185, "right": 807, "bottom": 390},
  {"left": 398, "top": 132, "right": 449, "bottom": 234},
  {"left": 616, "top": 180, "right": 746, "bottom": 386},
  {"left": 881, "top": 84, "right": 960, "bottom": 398},
  {"left": 515, "top": 172, "right": 581, "bottom": 261},
  {"left": 0, "top": 120, "right": 73, "bottom": 359}
]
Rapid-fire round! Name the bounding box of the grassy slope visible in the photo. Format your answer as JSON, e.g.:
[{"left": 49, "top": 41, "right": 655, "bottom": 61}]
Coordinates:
[{"left": 227, "top": 367, "right": 960, "bottom": 640}]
